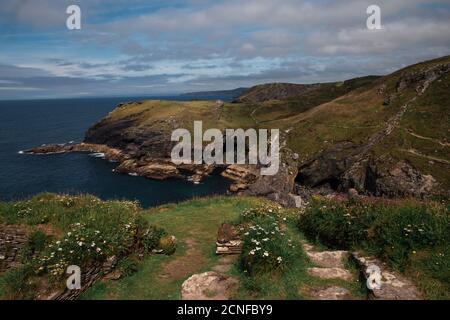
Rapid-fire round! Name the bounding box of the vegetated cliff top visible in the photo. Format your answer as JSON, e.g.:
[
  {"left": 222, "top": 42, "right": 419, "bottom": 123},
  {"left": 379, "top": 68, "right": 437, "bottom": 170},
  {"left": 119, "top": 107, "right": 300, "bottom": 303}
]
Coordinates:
[
  {"left": 85, "top": 55, "right": 450, "bottom": 196},
  {"left": 179, "top": 87, "right": 248, "bottom": 100}
]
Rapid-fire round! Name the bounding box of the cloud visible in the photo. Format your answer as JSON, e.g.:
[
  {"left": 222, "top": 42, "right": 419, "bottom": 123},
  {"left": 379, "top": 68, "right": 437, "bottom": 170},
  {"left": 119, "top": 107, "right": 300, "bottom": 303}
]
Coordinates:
[{"left": 0, "top": 0, "right": 449, "bottom": 99}]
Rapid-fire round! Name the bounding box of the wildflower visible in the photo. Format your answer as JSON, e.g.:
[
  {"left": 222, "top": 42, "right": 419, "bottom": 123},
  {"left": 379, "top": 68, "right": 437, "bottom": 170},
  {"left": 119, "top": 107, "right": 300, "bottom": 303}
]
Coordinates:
[
  {"left": 263, "top": 251, "right": 269, "bottom": 257},
  {"left": 249, "top": 250, "right": 255, "bottom": 255},
  {"left": 277, "top": 257, "right": 283, "bottom": 263},
  {"left": 78, "top": 241, "right": 83, "bottom": 246}
]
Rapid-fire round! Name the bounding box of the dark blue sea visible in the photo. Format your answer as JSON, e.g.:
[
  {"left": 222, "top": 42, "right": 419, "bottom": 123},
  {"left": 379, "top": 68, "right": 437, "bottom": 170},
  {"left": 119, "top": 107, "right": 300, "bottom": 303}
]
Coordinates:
[{"left": 0, "top": 96, "right": 231, "bottom": 208}]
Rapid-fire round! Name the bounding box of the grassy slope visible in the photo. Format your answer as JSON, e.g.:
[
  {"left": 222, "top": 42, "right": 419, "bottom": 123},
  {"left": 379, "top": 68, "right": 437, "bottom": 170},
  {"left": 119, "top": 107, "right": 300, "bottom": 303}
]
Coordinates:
[
  {"left": 81, "top": 196, "right": 364, "bottom": 300},
  {"left": 81, "top": 196, "right": 256, "bottom": 299}
]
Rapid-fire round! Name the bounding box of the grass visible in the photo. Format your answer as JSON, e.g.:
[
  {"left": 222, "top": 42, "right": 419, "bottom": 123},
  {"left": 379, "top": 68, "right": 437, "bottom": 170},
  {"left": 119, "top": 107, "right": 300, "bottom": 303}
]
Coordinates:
[
  {"left": 5, "top": 194, "right": 443, "bottom": 300},
  {"left": 0, "top": 193, "right": 166, "bottom": 300},
  {"left": 81, "top": 196, "right": 264, "bottom": 299}
]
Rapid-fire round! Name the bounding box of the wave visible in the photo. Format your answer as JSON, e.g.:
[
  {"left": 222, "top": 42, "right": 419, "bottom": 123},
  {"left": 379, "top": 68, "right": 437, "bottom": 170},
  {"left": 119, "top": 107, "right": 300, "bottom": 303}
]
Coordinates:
[{"left": 89, "top": 152, "right": 106, "bottom": 158}]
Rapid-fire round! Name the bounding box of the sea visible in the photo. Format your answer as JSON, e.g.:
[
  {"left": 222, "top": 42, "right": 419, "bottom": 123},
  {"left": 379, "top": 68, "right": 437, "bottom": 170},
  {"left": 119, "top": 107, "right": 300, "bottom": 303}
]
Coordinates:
[{"left": 0, "top": 95, "right": 231, "bottom": 208}]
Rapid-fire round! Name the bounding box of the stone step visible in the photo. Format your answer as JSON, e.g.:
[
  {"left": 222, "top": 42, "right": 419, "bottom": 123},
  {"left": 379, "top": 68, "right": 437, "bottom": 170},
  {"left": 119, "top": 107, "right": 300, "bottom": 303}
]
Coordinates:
[
  {"left": 307, "top": 267, "right": 353, "bottom": 281},
  {"left": 351, "top": 252, "right": 423, "bottom": 300},
  {"left": 302, "top": 242, "right": 349, "bottom": 268},
  {"left": 307, "top": 286, "right": 352, "bottom": 300}
]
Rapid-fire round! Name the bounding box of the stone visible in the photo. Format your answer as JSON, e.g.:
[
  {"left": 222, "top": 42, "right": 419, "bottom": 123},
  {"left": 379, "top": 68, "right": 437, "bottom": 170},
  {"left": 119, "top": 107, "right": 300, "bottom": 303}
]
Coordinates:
[
  {"left": 103, "top": 270, "right": 122, "bottom": 281},
  {"left": 307, "top": 267, "right": 353, "bottom": 281},
  {"left": 288, "top": 194, "right": 303, "bottom": 208},
  {"left": 308, "top": 286, "right": 352, "bottom": 300},
  {"left": 181, "top": 272, "right": 238, "bottom": 300},
  {"left": 159, "top": 235, "right": 177, "bottom": 255},
  {"left": 352, "top": 252, "right": 423, "bottom": 300},
  {"left": 217, "top": 224, "right": 238, "bottom": 244},
  {"left": 216, "top": 240, "right": 242, "bottom": 255},
  {"left": 305, "top": 250, "right": 349, "bottom": 269},
  {"left": 348, "top": 188, "right": 359, "bottom": 199}
]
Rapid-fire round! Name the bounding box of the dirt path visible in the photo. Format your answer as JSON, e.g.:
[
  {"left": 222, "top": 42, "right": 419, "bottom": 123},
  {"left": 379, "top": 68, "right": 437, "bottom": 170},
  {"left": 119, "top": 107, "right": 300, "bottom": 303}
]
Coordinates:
[
  {"left": 158, "top": 238, "right": 204, "bottom": 281},
  {"left": 401, "top": 148, "right": 450, "bottom": 165},
  {"left": 406, "top": 129, "right": 450, "bottom": 147}
]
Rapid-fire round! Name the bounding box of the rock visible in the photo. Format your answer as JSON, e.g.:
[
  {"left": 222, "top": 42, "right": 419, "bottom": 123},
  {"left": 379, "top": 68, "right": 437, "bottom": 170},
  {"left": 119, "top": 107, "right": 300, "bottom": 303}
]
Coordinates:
[
  {"left": 288, "top": 194, "right": 303, "bottom": 208},
  {"left": 181, "top": 272, "right": 238, "bottom": 300},
  {"left": 102, "top": 255, "right": 118, "bottom": 272},
  {"left": 217, "top": 224, "right": 238, "bottom": 244},
  {"left": 216, "top": 224, "right": 242, "bottom": 254},
  {"left": 307, "top": 267, "right": 353, "bottom": 281},
  {"left": 307, "top": 286, "right": 352, "bottom": 300},
  {"left": 351, "top": 252, "right": 423, "bottom": 300},
  {"left": 304, "top": 249, "right": 349, "bottom": 269},
  {"left": 347, "top": 188, "right": 359, "bottom": 200},
  {"left": 158, "top": 236, "right": 177, "bottom": 255},
  {"left": 221, "top": 165, "right": 259, "bottom": 188},
  {"left": 216, "top": 240, "right": 242, "bottom": 255},
  {"left": 103, "top": 270, "right": 122, "bottom": 281}
]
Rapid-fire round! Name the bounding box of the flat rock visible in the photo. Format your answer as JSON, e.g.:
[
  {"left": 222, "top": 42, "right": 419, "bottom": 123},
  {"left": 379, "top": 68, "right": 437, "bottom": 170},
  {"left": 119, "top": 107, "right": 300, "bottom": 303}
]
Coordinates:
[
  {"left": 181, "top": 272, "right": 238, "bottom": 300},
  {"left": 306, "top": 250, "right": 349, "bottom": 268},
  {"left": 307, "top": 267, "right": 353, "bottom": 281},
  {"left": 307, "top": 286, "right": 352, "bottom": 300}
]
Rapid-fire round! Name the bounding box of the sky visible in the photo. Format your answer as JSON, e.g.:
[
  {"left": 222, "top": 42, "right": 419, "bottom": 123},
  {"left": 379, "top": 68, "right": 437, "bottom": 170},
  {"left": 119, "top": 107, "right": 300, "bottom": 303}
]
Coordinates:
[{"left": 0, "top": 0, "right": 450, "bottom": 100}]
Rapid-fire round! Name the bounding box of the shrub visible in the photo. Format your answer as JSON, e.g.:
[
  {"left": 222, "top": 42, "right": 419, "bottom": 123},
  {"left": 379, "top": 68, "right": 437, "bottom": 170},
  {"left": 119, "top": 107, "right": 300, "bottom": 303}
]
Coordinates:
[
  {"left": 142, "top": 226, "right": 167, "bottom": 252},
  {"left": 21, "top": 230, "right": 49, "bottom": 261},
  {"left": 298, "top": 198, "right": 449, "bottom": 269},
  {"left": 158, "top": 236, "right": 177, "bottom": 255},
  {"left": 117, "top": 256, "right": 141, "bottom": 277},
  {"left": 239, "top": 205, "right": 298, "bottom": 275},
  {"left": 0, "top": 266, "right": 35, "bottom": 300}
]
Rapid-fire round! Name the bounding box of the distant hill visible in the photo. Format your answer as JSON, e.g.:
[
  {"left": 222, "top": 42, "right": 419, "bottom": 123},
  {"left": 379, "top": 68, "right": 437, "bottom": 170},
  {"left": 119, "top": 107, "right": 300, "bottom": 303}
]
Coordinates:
[
  {"left": 179, "top": 87, "right": 248, "bottom": 100},
  {"left": 233, "top": 77, "right": 380, "bottom": 104},
  {"left": 36, "top": 55, "right": 449, "bottom": 199}
]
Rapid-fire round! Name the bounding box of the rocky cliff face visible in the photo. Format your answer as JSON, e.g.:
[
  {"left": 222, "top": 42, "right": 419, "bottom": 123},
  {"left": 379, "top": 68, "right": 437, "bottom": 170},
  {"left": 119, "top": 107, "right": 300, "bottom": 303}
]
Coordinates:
[{"left": 296, "top": 62, "right": 450, "bottom": 198}]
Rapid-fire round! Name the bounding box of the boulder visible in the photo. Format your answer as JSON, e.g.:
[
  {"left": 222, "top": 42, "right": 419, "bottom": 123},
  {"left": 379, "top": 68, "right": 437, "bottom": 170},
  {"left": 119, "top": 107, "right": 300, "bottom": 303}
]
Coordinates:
[{"left": 181, "top": 272, "right": 238, "bottom": 300}]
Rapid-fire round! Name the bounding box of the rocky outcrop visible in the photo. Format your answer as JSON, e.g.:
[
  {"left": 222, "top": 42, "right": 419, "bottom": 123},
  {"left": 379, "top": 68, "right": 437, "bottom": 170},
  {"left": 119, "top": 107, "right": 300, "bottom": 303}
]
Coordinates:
[
  {"left": 297, "top": 63, "right": 450, "bottom": 198},
  {"left": 25, "top": 143, "right": 218, "bottom": 183},
  {"left": 216, "top": 224, "right": 242, "bottom": 255},
  {"left": 25, "top": 143, "right": 127, "bottom": 162}
]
